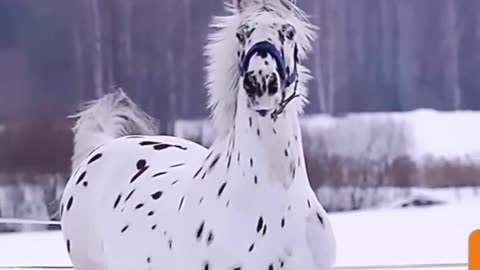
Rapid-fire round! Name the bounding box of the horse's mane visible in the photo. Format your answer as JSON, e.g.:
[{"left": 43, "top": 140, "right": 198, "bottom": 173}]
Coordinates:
[{"left": 204, "top": 0, "right": 316, "bottom": 137}]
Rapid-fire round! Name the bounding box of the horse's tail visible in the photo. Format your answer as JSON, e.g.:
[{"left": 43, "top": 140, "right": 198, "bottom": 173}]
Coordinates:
[{"left": 69, "top": 89, "right": 158, "bottom": 171}]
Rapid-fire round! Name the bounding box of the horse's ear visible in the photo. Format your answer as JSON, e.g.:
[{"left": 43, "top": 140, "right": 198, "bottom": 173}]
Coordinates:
[{"left": 233, "top": 0, "right": 255, "bottom": 12}]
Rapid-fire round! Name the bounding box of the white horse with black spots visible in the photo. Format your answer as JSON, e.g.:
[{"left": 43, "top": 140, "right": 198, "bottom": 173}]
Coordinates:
[{"left": 60, "top": 0, "right": 336, "bottom": 269}]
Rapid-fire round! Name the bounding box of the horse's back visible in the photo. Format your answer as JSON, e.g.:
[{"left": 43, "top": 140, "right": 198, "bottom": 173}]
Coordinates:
[{"left": 60, "top": 134, "right": 208, "bottom": 270}]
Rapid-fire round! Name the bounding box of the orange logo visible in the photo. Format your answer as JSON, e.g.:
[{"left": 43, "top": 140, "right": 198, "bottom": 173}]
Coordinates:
[{"left": 471, "top": 230, "right": 480, "bottom": 270}]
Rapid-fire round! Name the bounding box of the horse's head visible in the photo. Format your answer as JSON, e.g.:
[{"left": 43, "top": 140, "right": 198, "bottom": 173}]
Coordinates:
[
  {"left": 235, "top": 0, "right": 301, "bottom": 117},
  {"left": 205, "top": 0, "right": 314, "bottom": 135}
]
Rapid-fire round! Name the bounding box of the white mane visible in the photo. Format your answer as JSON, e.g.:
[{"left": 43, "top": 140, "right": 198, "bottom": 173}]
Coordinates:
[{"left": 204, "top": 0, "right": 317, "bottom": 137}]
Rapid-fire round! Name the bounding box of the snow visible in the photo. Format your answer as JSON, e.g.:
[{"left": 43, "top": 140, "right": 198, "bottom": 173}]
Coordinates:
[
  {"left": 176, "top": 109, "right": 480, "bottom": 161},
  {"left": 0, "top": 231, "right": 70, "bottom": 266},
  {"left": 1, "top": 199, "right": 478, "bottom": 270},
  {"left": 331, "top": 199, "right": 478, "bottom": 268},
  {"left": 316, "top": 186, "right": 480, "bottom": 212},
  {"left": 297, "top": 109, "right": 480, "bottom": 161},
  {"left": 2, "top": 109, "right": 480, "bottom": 268},
  {"left": 0, "top": 175, "right": 64, "bottom": 232},
  {"left": 405, "top": 109, "right": 480, "bottom": 160}
]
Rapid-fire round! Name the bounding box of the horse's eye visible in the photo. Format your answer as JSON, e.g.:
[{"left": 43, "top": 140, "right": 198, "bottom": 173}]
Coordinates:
[
  {"left": 236, "top": 32, "right": 246, "bottom": 44},
  {"left": 281, "top": 24, "right": 296, "bottom": 40}
]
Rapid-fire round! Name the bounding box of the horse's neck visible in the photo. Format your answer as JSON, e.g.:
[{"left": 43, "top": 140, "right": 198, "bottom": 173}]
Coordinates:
[
  {"left": 229, "top": 98, "right": 306, "bottom": 191},
  {"left": 199, "top": 89, "right": 308, "bottom": 215}
]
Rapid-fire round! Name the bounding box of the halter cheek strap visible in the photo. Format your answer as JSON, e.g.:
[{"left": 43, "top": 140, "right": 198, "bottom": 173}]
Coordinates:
[{"left": 239, "top": 41, "right": 298, "bottom": 88}]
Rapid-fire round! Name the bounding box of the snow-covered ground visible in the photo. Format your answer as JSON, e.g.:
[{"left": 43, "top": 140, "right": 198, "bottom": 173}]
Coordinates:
[
  {"left": 317, "top": 186, "right": 480, "bottom": 212},
  {"left": 176, "top": 109, "right": 480, "bottom": 161},
  {"left": 332, "top": 199, "right": 478, "bottom": 268},
  {"left": 1, "top": 198, "right": 478, "bottom": 270},
  {"left": 2, "top": 109, "right": 480, "bottom": 268}
]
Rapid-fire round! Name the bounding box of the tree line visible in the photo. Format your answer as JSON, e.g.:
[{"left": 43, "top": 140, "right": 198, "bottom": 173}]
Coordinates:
[{"left": 1, "top": 0, "right": 480, "bottom": 132}]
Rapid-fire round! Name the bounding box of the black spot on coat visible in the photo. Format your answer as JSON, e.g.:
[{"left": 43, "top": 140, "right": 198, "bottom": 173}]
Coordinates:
[
  {"left": 87, "top": 153, "right": 103, "bottom": 164},
  {"left": 130, "top": 166, "right": 149, "bottom": 183},
  {"left": 206, "top": 231, "right": 214, "bottom": 246},
  {"left": 218, "top": 182, "right": 227, "bottom": 197},
  {"left": 66, "top": 197, "right": 74, "bottom": 211},
  {"left": 139, "top": 141, "right": 160, "bottom": 146},
  {"left": 66, "top": 240, "right": 71, "bottom": 253},
  {"left": 75, "top": 172, "right": 86, "bottom": 185},
  {"left": 257, "top": 216, "right": 264, "bottom": 233},
  {"left": 113, "top": 194, "right": 122, "bottom": 209},
  {"left": 209, "top": 155, "right": 221, "bottom": 170},
  {"left": 197, "top": 221, "right": 205, "bottom": 240},
  {"left": 152, "top": 171, "right": 167, "bottom": 178},
  {"left": 125, "top": 190, "right": 135, "bottom": 202},
  {"left": 151, "top": 191, "right": 163, "bottom": 200},
  {"left": 136, "top": 159, "right": 147, "bottom": 170},
  {"left": 193, "top": 167, "right": 202, "bottom": 179},
  {"left": 178, "top": 197, "right": 185, "bottom": 211},
  {"left": 316, "top": 212, "right": 324, "bottom": 224},
  {"left": 153, "top": 144, "right": 187, "bottom": 151},
  {"left": 227, "top": 155, "right": 232, "bottom": 169},
  {"left": 170, "top": 163, "right": 185, "bottom": 168}
]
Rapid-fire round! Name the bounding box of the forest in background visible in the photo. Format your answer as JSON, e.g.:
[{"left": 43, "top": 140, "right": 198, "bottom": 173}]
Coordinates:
[
  {"left": 1, "top": 0, "right": 480, "bottom": 124},
  {"left": 1, "top": 0, "right": 480, "bottom": 179}
]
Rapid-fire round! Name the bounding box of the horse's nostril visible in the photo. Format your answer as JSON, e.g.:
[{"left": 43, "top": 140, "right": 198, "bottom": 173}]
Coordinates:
[
  {"left": 243, "top": 72, "right": 258, "bottom": 96},
  {"left": 267, "top": 74, "right": 279, "bottom": 95}
]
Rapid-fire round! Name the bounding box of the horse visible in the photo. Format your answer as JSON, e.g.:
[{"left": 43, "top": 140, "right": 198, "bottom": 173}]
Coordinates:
[{"left": 60, "top": 0, "right": 336, "bottom": 269}]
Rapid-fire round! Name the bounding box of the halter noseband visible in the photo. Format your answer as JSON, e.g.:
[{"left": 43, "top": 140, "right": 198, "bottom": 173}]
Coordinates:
[
  {"left": 239, "top": 41, "right": 298, "bottom": 88},
  {"left": 239, "top": 41, "right": 300, "bottom": 121}
]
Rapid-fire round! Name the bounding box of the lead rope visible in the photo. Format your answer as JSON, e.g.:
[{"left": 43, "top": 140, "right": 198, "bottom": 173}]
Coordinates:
[
  {"left": 0, "top": 218, "right": 61, "bottom": 226},
  {"left": 271, "top": 79, "right": 300, "bottom": 121}
]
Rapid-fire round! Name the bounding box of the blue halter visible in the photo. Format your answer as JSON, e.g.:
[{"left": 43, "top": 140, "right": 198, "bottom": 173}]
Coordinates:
[{"left": 240, "top": 41, "right": 298, "bottom": 88}]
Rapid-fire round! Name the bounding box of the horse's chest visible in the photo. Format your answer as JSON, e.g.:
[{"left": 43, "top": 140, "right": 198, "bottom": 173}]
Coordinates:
[{"left": 170, "top": 193, "right": 308, "bottom": 268}]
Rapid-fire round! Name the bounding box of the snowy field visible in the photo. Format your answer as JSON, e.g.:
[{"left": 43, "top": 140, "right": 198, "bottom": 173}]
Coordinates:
[
  {"left": 1, "top": 110, "right": 480, "bottom": 268},
  {"left": 176, "top": 109, "right": 480, "bottom": 160},
  {"left": 1, "top": 198, "right": 478, "bottom": 270}
]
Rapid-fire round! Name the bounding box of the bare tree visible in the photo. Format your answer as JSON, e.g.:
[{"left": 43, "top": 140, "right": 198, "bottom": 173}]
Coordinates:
[
  {"left": 444, "top": 0, "right": 462, "bottom": 110},
  {"left": 88, "top": 0, "right": 105, "bottom": 98}
]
